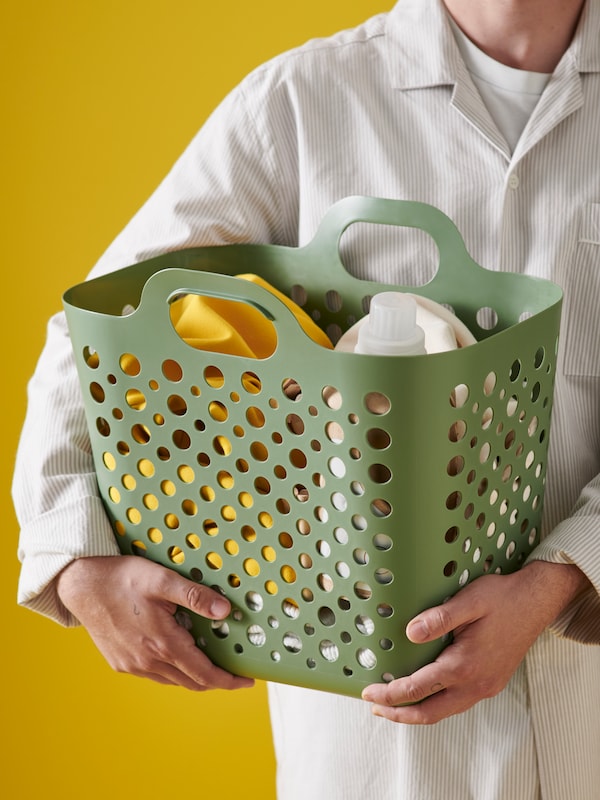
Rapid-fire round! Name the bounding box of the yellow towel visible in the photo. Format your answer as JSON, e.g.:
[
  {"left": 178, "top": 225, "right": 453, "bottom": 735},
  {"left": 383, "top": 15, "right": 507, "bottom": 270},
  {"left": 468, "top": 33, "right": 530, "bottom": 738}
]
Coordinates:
[
  {"left": 169, "top": 273, "right": 333, "bottom": 358},
  {"left": 122, "top": 274, "right": 331, "bottom": 411}
]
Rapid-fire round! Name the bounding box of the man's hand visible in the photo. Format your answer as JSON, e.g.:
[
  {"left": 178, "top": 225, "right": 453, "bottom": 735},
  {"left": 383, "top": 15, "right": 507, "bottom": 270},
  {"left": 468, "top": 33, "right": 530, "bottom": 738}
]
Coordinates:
[
  {"left": 57, "top": 555, "right": 255, "bottom": 692},
  {"left": 362, "top": 561, "right": 589, "bottom": 724}
]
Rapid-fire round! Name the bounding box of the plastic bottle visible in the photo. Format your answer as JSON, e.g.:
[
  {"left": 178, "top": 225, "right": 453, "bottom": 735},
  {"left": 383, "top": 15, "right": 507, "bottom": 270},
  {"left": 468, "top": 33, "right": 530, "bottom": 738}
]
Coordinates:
[{"left": 337, "top": 292, "right": 427, "bottom": 355}]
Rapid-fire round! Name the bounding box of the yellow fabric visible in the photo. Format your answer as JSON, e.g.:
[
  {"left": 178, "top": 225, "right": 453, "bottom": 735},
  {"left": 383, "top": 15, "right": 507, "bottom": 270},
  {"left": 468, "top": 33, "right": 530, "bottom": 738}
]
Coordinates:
[{"left": 168, "top": 273, "right": 333, "bottom": 358}]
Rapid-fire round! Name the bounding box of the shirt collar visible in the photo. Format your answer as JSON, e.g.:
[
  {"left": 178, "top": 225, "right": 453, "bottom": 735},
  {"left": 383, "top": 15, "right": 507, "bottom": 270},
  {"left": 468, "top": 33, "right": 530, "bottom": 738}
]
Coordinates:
[
  {"left": 384, "top": 0, "right": 469, "bottom": 90},
  {"left": 570, "top": 0, "right": 600, "bottom": 72},
  {"left": 384, "top": 0, "right": 600, "bottom": 90}
]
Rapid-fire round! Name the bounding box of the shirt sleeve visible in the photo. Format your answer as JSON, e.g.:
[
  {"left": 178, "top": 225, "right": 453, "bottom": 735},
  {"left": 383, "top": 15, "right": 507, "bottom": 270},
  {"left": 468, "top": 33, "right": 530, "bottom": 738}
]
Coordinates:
[
  {"left": 527, "top": 473, "right": 600, "bottom": 644},
  {"left": 12, "top": 70, "right": 299, "bottom": 626}
]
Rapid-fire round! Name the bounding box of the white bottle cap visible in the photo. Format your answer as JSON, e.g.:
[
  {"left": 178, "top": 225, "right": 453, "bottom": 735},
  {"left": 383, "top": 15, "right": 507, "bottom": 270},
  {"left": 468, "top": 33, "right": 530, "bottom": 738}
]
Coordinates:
[{"left": 355, "top": 292, "right": 426, "bottom": 355}]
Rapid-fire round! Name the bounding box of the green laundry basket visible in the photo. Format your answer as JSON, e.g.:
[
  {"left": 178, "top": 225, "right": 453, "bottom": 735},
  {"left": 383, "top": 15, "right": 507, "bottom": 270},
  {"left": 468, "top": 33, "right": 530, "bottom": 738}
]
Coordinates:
[{"left": 63, "top": 196, "right": 563, "bottom": 698}]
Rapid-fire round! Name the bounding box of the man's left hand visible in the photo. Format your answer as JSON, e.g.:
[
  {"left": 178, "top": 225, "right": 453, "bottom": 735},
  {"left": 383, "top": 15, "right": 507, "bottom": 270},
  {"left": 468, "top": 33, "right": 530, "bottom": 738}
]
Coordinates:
[{"left": 361, "top": 560, "right": 588, "bottom": 724}]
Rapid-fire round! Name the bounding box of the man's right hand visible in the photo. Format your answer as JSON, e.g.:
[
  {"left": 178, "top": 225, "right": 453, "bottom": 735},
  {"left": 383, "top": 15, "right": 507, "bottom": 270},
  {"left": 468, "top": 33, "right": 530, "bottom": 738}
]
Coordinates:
[{"left": 56, "top": 555, "right": 255, "bottom": 692}]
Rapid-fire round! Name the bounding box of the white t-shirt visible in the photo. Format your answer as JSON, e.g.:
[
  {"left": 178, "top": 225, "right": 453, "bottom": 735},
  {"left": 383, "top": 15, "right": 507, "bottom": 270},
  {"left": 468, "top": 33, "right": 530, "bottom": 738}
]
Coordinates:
[{"left": 449, "top": 17, "right": 552, "bottom": 151}]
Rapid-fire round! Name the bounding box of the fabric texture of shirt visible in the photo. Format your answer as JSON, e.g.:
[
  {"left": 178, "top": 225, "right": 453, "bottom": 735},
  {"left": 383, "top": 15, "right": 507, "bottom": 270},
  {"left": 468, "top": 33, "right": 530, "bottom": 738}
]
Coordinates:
[
  {"left": 448, "top": 17, "right": 552, "bottom": 151},
  {"left": 12, "top": 0, "right": 600, "bottom": 798}
]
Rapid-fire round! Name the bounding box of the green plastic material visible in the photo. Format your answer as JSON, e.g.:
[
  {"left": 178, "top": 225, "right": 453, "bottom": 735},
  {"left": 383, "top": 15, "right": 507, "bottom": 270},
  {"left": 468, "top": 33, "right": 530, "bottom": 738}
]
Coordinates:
[{"left": 63, "top": 196, "right": 563, "bottom": 697}]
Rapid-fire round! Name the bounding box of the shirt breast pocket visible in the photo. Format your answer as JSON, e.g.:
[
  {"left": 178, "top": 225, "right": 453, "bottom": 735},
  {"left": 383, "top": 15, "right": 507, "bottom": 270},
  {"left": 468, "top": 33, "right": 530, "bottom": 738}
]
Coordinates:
[{"left": 562, "top": 203, "right": 600, "bottom": 377}]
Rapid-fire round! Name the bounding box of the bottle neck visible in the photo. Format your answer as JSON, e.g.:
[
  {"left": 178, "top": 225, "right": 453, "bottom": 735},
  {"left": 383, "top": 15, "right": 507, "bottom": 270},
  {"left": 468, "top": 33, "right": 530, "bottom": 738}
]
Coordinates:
[{"left": 355, "top": 292, "right": 427, "bottom": 355}]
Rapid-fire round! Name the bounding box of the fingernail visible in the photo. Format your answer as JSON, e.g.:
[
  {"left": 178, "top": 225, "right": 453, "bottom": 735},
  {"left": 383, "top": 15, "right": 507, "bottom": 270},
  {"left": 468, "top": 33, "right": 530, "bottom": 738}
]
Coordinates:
[
  {"left": 362, "top": 690, "right": 373, "bottom": 702},
  {"left": 210, "top": 597, "right": 230, "bottom": 617},
  {"left": 408, "top": 619, "right": 429, "bottom": 641}
]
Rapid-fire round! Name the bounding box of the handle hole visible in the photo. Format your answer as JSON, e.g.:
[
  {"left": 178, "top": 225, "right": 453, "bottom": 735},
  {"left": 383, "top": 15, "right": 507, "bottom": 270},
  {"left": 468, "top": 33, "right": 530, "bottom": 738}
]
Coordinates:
[{"left": 339, "top": 222, "right": 440, "bottom": 286}]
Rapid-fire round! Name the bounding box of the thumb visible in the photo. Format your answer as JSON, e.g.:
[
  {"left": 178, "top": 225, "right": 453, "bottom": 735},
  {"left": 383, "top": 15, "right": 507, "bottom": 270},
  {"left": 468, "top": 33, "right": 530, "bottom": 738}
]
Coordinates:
[
  {"left": 406, "top": 598, "right": 462, "bottom": 643},
  {"left": 407, "top": 575, "right": 500, "bottom": 642},
  {"left": 156, "top": 567, "right": 231, "bottom": 620}
]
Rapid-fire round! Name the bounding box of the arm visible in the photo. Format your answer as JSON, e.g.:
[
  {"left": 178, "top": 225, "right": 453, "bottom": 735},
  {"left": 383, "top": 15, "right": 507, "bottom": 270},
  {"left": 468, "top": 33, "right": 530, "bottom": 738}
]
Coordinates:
[{"left": 13, "top": 69, "right": 298, "bottom": 685}]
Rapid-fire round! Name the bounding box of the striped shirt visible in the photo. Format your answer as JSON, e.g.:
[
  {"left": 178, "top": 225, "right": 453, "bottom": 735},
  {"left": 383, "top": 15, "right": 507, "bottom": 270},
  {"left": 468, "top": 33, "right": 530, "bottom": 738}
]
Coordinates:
[{"left": 13, "top": 0, "right": 600, "bottom": 797}]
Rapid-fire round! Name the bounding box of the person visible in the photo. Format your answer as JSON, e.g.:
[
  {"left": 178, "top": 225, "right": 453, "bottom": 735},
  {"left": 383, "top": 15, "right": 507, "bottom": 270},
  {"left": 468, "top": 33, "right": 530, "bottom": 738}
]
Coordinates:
[{"left": 12, "top": 0, "right": 600, "bottom": 797}]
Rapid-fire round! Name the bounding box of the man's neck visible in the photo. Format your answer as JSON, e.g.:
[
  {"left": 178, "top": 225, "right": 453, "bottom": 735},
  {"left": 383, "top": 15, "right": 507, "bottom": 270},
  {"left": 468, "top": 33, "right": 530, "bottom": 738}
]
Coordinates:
[{"left": 442, "top": 0, "right": 586, "bottom": 72}]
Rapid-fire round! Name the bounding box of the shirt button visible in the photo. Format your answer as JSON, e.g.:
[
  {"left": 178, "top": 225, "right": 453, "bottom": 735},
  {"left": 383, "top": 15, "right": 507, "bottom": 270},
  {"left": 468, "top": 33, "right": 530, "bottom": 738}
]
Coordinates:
[{"left": 508, "top": 173, "right": 520, "bottom": 189}]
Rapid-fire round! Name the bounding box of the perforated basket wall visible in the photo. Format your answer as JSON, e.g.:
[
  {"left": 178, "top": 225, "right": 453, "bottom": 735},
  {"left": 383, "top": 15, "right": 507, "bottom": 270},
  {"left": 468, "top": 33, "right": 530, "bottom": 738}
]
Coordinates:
[{"left": 63, "top": 197, "right": 563, "bottom": 697}]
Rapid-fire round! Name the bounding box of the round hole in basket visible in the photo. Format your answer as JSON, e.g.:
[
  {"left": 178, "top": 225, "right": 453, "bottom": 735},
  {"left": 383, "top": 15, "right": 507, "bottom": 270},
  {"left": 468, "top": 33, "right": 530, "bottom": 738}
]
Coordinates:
[
  {"left": 357, "top": 648, "right": 377, "bottom": 670},
  {"left": 364, "top": 392, "right": 391, "bottom": 415},
  {"left": 319, "top": 641, "right": 339, "bottom": 662},
  {"left": 283, "top": 632, "right": 303, "bottom": 653},
  {"left": 355, "top": 615, "right": 375, "bottom": 635},
  {"left": 83, "top": 346, "right": 100, "bottom": 369}
]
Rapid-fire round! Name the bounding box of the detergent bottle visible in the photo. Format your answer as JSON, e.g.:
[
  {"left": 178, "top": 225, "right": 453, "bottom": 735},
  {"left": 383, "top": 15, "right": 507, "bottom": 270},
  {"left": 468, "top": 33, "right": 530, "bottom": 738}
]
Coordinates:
[{"left": 337, "top": 292, "right": 427, "bottom": 355}]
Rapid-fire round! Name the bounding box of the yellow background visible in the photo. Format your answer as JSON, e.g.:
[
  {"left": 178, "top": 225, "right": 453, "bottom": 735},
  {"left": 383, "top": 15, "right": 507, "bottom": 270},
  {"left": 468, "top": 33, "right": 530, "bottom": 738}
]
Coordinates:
[{"left": 2, "top": 1, "right": 390, "bottom": 797}]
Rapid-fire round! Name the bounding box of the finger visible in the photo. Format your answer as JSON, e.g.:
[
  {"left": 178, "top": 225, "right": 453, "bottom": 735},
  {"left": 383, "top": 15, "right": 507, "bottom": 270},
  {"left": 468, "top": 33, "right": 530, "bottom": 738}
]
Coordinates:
[
  {"left": 147, "top": 660, "right": 253, "bottom": 692},
  {"left": 112, "top": 636, "right": 255, "bottom": 691},
  {"left": 370, "top": 687, "right": 470, "bottom": 725},
  {"left": 138, "top": 671, "right": 180, "bottom": 687},
  {"left": 406, "top": 604, "right": 455, "bottom": 643},
  {"left": 129, "top": 664, "right": 211, "bottom": 691},
  {"left": 157, "top": 626, "right": 255, "bottom": 691},
  {"left": 125, "top": 628, "right": 255, "bottom": 691},
  {"left": 362, "top": 663, "right": 450, "bottom": 708},
  {"left": 362, "top": 666, "right": 477, "bottom": 726},
  {"left": 150, "top": 566, "right": 232, "bottom": 620},
  {"left": 183, "top": 659, "right": 255, "bottom": 692},
  {"left": 406, "top": 584, "right": 484, "bottom": 643}
]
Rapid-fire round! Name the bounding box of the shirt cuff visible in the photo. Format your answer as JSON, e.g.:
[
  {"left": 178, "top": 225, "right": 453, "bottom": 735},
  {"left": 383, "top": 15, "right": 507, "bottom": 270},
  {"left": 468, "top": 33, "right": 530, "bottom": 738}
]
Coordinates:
[
  {"left": 527, "top": 516, "right": 600, "bottom": 644},
  {"left": 17, "top": 497, "right": 120, "bottom": 627}
]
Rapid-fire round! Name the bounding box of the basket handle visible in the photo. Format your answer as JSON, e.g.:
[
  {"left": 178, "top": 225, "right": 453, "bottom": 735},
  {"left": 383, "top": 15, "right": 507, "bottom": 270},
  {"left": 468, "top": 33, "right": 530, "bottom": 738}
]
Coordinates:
[
  {"left": 304, "top": 195, "right": 481, "bottom": 286},
  {"left": 137, "top": 267, "right": 325, "bottom": 355}
]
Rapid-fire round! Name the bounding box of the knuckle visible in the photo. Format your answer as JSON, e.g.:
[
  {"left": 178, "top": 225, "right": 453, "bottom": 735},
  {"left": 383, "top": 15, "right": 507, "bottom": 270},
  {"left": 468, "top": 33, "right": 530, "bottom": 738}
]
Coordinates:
[
  {"left": 185, "top": 582, "right": 206, "bottom": 610},
  {"left": 139, "top": 634, "right": 173, "bottom": 666},
  {"left": 380, "top": 685, "right": 397, "bottom": 706},
  {"left": 112, "top": 653, "right": 151, "bottom": 677},
  {"left": 403, "top": 679, "right": 428, "bottom": 705},
  {"left": 191, "top": 665, "right": 226, "bottom": 691},
  {"left": 455, "top": 658, "right": 477, "bottom": 684},
  {"left": 186, "top": 581, "right": 226, "bottom": 615},
  {"left": 432, "top": 605, "right": 454, "bottom": 633}
]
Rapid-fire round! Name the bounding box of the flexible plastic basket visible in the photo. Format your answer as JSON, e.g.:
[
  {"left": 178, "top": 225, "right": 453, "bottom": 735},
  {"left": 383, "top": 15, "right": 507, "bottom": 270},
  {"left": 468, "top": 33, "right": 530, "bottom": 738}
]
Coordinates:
[{"left": 63, "top": 196, "right": 562, "bottom": 697}]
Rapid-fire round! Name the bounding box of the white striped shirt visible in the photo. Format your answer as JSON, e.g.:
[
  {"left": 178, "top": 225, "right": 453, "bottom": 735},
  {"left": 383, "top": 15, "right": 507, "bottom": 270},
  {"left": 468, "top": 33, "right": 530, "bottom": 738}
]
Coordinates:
[{"left": 13, "top": 0, "right": 600, "bottom": 797}]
